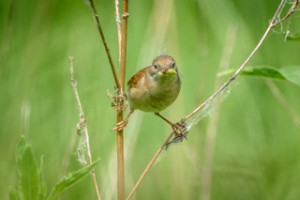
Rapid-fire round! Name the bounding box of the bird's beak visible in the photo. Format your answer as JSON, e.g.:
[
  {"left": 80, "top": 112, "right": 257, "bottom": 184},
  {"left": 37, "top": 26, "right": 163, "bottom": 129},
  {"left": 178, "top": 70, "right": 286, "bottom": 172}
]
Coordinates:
[{"left": 163, "top": 68, "right": 177, "bottom": 75}]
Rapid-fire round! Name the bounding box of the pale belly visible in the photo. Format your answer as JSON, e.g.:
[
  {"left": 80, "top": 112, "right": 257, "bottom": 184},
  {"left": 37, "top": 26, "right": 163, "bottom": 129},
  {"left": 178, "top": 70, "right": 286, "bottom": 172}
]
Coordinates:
[{"left": 128, "top": 77, "right": 181, "bottom": 112}]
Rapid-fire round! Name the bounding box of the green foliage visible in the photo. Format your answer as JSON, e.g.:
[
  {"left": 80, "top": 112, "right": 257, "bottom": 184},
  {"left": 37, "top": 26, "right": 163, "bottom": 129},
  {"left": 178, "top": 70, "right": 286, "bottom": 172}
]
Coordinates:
[
  {"left": 10, "top": 136, "right": 98, "bottom": 200},
  {"left": 47, "top": 160, "right": 98, "bottom": 200},
  {"left": 12, "top": 136, "right": 41, "bottom": 200},
  {"left": 284, "top": 32, "right": 300, "bottom": 41},
  {"left": 219, "top": 66, "right": 300, "bottom": 87},
  {"left": 279, "top": 66, "right": 300, "bottom": 87}
]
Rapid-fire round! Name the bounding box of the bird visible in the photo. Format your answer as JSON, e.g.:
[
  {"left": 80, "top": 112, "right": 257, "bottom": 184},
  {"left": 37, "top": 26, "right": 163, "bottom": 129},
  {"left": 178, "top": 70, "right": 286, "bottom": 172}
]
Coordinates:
[{"left": 114, "top": 54, "right": 183, "bottom": 135}]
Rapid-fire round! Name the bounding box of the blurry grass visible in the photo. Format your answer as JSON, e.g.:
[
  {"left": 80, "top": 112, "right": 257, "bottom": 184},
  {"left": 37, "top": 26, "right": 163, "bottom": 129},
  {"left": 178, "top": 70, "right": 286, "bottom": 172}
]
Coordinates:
[{"left": 1, "top": 0, "right": 300, "bottom": 199}]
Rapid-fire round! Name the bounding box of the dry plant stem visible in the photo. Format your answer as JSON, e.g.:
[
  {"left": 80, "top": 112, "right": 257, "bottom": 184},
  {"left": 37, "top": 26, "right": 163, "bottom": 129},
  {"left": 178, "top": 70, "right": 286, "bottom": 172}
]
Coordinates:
[
  {"left": 115, "top": 0, "right": 122, "bottom": 61},
  {"left": 125, "top": 132, "right": 175, "bottom": 200},
  {"left": 117, "top": 1, "right": 129, "bottom": 200},
  {"left": 126, "top": 1, "right": 298, "bottom": 199},
  {"left": 69, "top": 57, "right": 101, "bottom": 200},
  {"left": 88, "top": 0, "right": 120, "bottom": 88},
  {"left": 120, "top": 0, "right": 129, "bottom": 87},
  {"left": 116, "top": 126, "right": 125, "bottom": 200}
]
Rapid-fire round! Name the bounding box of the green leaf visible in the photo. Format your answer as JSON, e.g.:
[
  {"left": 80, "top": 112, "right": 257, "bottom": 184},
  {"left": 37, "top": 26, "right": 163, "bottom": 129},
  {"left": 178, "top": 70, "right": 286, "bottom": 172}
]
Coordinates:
[
  {"left": 47, "top": 160, "right": 99, "bottom": 200},
  {"left": 284, "top": 32, "right": 300, "bottom": 41},
  {"left": 16, "top": 136, "right": 40, "bottom": 200},
  {"left": 38, "top": 157, "right": 47, "bottom": 200},
  {"left": 218, "top": 66, "right": 300, "bottom": 87},
  {"left": 9, "top": 188, "right": 20, "bottom": 200},
  {"left": 15, "top": 136, "right": 28, "bottom": 162},
  {"left": 240, "top": 66, "right": 285, "bottom": 80},
  {"left": 279, "top": 66, "right": 300, "bottom": 87}
]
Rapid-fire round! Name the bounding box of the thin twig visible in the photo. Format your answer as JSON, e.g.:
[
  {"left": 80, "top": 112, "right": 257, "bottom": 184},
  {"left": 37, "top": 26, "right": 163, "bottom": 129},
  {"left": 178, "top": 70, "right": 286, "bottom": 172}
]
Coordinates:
[
  {"left": 125, "top": 132, "right": 175, "bottom": 200},
  {"left": 69, "top": 56, "right": 101, "bottom": 200},
  {"left": 88, "top": 0, "right": 120, "bottom": 88},
  {"left": 271, "top": 0, "right": 298, "bottom": 27},
  {"left": 125, "top": 0, "right": 299, "bottom": 199},
  {"left": 117, "top": 1, "right": 129, "bottom": 200}
]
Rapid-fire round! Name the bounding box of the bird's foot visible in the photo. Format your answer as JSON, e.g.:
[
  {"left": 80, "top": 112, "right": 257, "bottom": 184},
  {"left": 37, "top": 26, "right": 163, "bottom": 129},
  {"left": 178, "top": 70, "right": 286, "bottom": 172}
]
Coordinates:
[
  {"left": 169, "top": 119, "right": 189, "bottom": 144},
  {"left": 112, "top": 119, "right": 128, "bottom": 131},
  {"left": 112, "top": 109, "right": 134, "bottom": 132}
]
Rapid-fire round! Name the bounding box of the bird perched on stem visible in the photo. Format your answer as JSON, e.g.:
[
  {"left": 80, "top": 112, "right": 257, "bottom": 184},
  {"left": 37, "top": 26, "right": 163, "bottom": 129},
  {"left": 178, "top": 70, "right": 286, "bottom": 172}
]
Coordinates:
[{"left": 114, "top": 55, "right": 185, "bottom": 136}]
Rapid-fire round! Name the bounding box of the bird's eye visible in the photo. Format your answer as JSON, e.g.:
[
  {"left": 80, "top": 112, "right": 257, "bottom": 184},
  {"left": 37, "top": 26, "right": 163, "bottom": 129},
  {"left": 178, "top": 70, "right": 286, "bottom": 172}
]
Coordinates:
[
  {"left": 170, "top": 62, "right": 176, "bottom": 68},
  {"left": 153, "top": 64, "right": 158, "bottom": 69}
]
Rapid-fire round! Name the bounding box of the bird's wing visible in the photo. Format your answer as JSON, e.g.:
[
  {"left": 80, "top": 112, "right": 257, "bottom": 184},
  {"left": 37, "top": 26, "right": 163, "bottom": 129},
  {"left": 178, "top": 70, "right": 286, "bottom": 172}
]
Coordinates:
[{"left": 127, "top": 66, "right": 150, "bottom": 87}]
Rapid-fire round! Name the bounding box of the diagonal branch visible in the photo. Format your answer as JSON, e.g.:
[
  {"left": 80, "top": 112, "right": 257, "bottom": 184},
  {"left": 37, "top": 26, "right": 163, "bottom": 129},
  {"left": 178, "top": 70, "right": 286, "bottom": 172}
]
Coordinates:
[
  {"left": 125, "top": 132, "right": 175, "bottom": 200},
  {"left": 88, "top": 0, "right": 121, "bottom": 89}
]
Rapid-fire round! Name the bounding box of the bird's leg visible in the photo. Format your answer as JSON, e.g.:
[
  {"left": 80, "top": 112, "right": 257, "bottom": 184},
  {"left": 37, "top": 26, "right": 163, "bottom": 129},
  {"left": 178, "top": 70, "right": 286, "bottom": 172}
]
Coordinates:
[
  {"left": 113, "top": 109, "right": 134, "bottom": 131},
  {"left": 154, "top": 112, "right": 188, "bottom": 138}
]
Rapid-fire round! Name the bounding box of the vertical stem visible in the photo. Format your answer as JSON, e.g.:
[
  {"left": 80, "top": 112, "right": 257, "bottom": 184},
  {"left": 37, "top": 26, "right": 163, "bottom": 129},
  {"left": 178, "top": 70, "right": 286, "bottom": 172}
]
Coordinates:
[
  {"left": 117, "top": 1, "right": 129, "bottom": 200},
  {"left": 115, "top": 0, "right": 122, "bottom": 62},
  {"left": 117, "top": 127, "right": 125, "bottom": 200},
  {"left": 120, "top": 0, "right": 129, "bottom": 86},
  {"left": 69, "top": 57, "right": 102, "bottom": 200}
]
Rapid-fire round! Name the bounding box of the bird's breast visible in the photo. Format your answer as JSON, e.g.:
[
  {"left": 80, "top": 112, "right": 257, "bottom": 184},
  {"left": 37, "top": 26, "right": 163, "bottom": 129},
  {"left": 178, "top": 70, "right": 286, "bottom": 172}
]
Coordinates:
[{"left": 128, "top": 74, "right": 181, "bottom": 112}]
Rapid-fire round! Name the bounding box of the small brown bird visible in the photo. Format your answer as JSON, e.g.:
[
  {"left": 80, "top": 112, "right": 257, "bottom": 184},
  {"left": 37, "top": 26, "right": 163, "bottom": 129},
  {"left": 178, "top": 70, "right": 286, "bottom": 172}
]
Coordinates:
[{"left": 114, "top": 55, "right": 182, "bottom": 133}]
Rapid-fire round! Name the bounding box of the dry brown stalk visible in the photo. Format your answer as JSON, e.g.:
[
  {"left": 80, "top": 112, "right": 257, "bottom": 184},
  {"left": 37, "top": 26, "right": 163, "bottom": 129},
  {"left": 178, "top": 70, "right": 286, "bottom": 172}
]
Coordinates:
[
  {"left": 117, "top": 1, "right": 129, "bottom": 200},
  {"left": 69, "top": 56, "right": 101, "bottom": 200}
]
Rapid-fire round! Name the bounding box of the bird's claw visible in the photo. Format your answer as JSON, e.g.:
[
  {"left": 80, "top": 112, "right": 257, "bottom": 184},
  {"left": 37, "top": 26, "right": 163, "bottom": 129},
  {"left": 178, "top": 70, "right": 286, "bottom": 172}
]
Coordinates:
[
  {"left": 112, "top": 119, "right": 128, "bottom": 131},
  {"left": 171, "top": 120, "right": 188, "bottom": 137},
  {"left": 165, "top": 120, "right": 189, "bottom": 149}
]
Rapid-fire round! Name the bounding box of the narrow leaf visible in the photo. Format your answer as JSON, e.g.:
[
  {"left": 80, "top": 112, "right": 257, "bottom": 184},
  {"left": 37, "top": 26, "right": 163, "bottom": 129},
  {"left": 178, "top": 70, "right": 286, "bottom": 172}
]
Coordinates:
[
  {"left": 239, "top": 66, "right": 285, "bottom": 80},
  {"left": 38, "top": 157, "right": 47, "bottom": 200},
  {"left": 19, "top": 146, "right": 40, "bottom": 200},
  {"left": 47, "top": 160, "right": 99, "bottom": 200},
  {"left": 16, "top": 136, "right": 40, "bottom": 200},
  {"left": 279, "top": 66, "right": 300, "bottom": 87},
  {"left": 218, "top": 66, "right": 300, "bottom": 87},
  {"left": 9, "top": 188, "right": 20, "bottom": 200},
  {"left": 16, "top": 135, "right": 28, "bottom": 162}
]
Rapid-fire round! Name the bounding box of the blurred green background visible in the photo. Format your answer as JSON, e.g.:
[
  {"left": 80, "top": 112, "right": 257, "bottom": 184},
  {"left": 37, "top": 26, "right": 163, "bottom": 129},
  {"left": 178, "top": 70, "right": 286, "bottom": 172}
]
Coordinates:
[{"left": 1, "top": 0, "right": 300, "bottom": 199}]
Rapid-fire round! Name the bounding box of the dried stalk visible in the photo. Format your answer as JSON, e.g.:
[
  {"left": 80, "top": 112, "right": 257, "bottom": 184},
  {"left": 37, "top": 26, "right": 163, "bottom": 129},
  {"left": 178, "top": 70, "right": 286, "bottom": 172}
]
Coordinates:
[
  {"left": 69, "top": 56, "right": 101, "bottom": 200},
  {"left": 125, "top": 132, "right": 175, "bottom": 200},
  {"left": 88, "top": 0, "right": 120, "bottom": 88},
  {"left": 125, "top": 0, "right": 299, "bottom": 199},
  {"left": 117, "top": 1, "right": 129, "bottom": 200},
  {"left": 87, "top": 0, "right": 129, "bottom": 199},
  {"left": 115, "top": 0, "right": 122, "bottom": 61}
]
